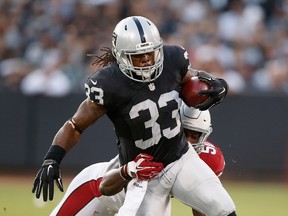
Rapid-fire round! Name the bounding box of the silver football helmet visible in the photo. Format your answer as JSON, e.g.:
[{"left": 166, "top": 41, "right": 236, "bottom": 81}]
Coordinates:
[
  {"left": 180, "top": 103, "right": 213, "bottom": 153},
  {"left": 112, "top": 16, "right": 164, "bottom": 82}
]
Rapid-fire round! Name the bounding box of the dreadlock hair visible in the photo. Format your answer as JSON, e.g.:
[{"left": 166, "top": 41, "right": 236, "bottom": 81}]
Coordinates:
[{"left": 88, "top": 47, "right": 117, "bottom": 68}]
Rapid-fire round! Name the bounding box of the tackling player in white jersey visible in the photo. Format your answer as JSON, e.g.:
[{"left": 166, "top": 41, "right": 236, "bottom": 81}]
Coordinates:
[{"left": 51, "top": 103, "right": 226, "bottom": 216}]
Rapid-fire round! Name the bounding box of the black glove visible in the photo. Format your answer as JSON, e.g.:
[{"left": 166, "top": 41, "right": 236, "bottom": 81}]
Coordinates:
[
  {"left": 32, "top": 159, "right": 64, "bottom": 201},
  {"left": 196, "top": 76, "right": 229, "bottom": 110}
]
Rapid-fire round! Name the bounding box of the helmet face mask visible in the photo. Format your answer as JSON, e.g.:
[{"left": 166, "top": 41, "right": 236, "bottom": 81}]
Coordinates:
[
  {"left": 180, "top": 103, "right": 213, "bottom": 153},
  {"left": 112, "top": 16, "right": 164, "bottom": 82},
  {"left": 185, "top": 127, "right": 212, "bottom": 153}
]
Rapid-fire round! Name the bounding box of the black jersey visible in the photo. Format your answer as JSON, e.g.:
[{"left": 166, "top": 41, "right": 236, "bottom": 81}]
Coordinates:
[{"left": 85, "top": 45, "right": 190, "bottom": 166}]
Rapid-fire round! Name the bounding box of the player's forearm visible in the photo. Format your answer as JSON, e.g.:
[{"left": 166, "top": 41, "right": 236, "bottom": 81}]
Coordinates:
[
  {"left": 52, "top": 121, "right": 82, "bottom": 152},
  {"left": 42, "top": 121, "right": 81, "bottom": 164},
  {"left": 51, "top": 99, "right": 107, "bottom": 154},
  {"left": 100, "top": 154, "right": 164, "bottom": 196},
  {"left": 100, "top": 169, "right": 128, "bottom": 196}
]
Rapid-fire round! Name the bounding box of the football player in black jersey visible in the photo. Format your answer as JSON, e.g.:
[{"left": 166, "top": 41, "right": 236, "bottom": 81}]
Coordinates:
[
  {"left": 50, "top": 104, "right": 226, "bottom": 216},
  {"left": 33, "top": 16, "right": 236, "bottom": 216}
]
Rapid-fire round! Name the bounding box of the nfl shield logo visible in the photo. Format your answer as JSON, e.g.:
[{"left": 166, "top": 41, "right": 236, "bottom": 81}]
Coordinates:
[{"left": 148, "top": 83, "right": 155, "bottom": 91}]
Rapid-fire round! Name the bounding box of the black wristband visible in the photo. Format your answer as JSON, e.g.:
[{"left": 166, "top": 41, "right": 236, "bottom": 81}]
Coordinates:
[
  {"left": 44, "top": 145, "right": 66, "bottom": 164},
  {"left": 120, "top": 165, "right": 132, "bottom": 181}
]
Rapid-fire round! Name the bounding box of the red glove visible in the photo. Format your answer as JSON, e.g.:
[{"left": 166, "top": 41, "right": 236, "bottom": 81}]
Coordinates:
[{"left": 121, "top": 153, "right": 164, "bottom": 180}]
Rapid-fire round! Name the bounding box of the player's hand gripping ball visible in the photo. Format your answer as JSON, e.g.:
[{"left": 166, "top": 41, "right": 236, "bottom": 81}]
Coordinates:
[{"left": 180, "top": 77, "right": 211, "bottom": 108}]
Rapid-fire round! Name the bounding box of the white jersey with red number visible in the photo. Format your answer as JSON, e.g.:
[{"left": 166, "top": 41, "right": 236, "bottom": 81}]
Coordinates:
[{"left": 198, "top": 141, "right": 225, "bottom": 177}]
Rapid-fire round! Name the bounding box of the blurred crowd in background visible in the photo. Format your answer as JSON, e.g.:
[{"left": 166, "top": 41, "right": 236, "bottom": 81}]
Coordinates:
[{"left": 0, "top": 0, "right": 288, "bottom": 97}]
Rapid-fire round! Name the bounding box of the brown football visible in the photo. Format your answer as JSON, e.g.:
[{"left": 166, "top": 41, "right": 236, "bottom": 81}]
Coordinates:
[{"left": 180, "top": 77, "right": 210, "bottom": 107}]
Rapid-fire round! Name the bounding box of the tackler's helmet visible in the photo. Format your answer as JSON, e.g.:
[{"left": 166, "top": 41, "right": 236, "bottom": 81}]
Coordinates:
[
  {"left": 112, "top": 16, "right": 164, "bottom": 82},
  {"left": 180, "top": 103, "right": 213, "bottom": 153}
]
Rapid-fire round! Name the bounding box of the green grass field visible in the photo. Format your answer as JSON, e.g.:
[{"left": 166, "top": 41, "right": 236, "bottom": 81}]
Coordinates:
[
  {"left": 0, "top": 175, "right": 287, "bottom": 216},
  {"left": 171, "top": 180, "right": 288, "bottom": 216}
]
